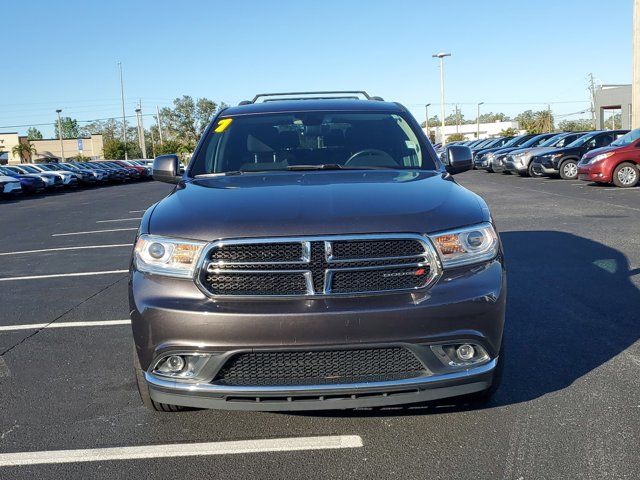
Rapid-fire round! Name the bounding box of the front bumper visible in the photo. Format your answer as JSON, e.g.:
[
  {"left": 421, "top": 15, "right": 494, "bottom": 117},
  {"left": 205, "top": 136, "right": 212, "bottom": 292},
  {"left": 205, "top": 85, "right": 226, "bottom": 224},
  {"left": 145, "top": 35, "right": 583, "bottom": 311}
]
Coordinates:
[
  {"left": 531, "top": 162, "right": 558, "bottom": 176},
  {"left": 130, "top": 257, "right": 506, "bottom": 410},
  {"left": 2, "top": 182, "right": 22, "bottom": 194},
  {"left": 577, "top": 164, "right": 609, "bottom": 183},
  {"left": 147, "top": 359, "right": 498, "bottom": 411},
  {"left": 504, "top": 159, "right": 526, "bottom": 173}
]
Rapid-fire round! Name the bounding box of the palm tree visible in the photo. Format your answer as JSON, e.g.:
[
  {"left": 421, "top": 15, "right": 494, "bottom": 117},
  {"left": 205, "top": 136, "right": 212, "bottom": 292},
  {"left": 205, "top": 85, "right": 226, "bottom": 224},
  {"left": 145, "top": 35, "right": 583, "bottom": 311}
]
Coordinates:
[{"left": 12, "top": 142, "right": 37, "bottom": 164}]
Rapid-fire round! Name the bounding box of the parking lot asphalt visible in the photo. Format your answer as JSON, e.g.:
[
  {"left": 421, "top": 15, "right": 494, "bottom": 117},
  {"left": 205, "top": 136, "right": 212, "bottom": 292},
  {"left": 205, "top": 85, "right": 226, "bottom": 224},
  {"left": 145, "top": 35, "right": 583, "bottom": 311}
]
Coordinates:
[{"left": 0, "top": 172, "right": 638, "bottom": 479}]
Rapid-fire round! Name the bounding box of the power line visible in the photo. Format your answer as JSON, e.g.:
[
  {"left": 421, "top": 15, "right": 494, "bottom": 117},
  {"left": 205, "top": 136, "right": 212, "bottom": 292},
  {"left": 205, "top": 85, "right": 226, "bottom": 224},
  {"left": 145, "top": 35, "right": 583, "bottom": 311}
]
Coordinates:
[{"left": 0, "top": 113, "right": 158, "bottom": 130}]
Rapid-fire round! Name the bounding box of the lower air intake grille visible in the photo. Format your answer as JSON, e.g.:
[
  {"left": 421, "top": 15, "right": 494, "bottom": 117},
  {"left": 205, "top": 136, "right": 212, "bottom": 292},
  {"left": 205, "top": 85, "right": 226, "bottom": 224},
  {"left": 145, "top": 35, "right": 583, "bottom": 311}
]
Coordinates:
[{"left": 214, "top": 347, "right": 427, "bottom": 386}]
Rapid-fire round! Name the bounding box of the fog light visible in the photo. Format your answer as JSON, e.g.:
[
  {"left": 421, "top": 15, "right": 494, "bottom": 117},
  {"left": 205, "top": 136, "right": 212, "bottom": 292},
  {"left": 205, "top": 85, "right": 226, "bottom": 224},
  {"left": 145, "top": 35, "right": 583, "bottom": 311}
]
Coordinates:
[
  {"left": 456, "top": 344, "right": 475, "bottom": 361},
  {"left": 148, "top": 242, "right": 166, "bottom": 259},
  {"left": 164, "top": 355, "right": 185, "bottom": 373}
]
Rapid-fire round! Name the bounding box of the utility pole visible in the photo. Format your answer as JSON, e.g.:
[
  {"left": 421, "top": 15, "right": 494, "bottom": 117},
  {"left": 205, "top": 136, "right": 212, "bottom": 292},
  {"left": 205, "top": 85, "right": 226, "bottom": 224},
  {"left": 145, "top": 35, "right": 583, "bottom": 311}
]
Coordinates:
[
  {"left": 432, "top": 52, "right": 451, "bottom": 145},
  {"left": 56, "top": 109, "right": 65, "bottom": 162},
  {"left": 156, "top": 105, "right": 164, "bottom": 145},
  {"left": 136, "top": 100, "right": 147, "bottom": 159},
  {"left": 455, "top": 104, "right": 460, "bottom": 133},
  {"left": 588, "top": 73, "right": 597, "bottom": 129},
  {"left": 477, "top": 102, "right": 484, "bottom": 138},
  {"left": 118, "top": 62, "right": 128, "bottom": 160},
  {"left": 633, "top": 0, "right": 640, "bottom": 128}
]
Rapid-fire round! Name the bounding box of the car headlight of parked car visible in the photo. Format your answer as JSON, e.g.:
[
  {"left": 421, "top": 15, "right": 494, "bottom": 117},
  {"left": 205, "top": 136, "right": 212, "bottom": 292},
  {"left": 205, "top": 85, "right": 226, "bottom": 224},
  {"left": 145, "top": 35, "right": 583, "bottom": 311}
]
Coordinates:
[
  {"left": 583, "top": 152, "right": 614, "bottom": 165},
  {"left": 428, "top": 223, "right": 499, "bottom": 268},
  {"left": 134, "top": 235, "right": 207, "bottom": 278}
]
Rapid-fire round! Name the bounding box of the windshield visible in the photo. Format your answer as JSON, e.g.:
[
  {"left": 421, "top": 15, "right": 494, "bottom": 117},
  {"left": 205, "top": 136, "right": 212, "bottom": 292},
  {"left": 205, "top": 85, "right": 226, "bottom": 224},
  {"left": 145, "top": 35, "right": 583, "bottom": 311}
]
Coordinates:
[
  {"left": 610, "top": 128, "right": 640, "bottom": 146},
  {"left": 20, "top": 165, "right": 39, "bottom": 173},
  {"left": 501, "top": 136, "right": 525, "bottom": 148},
  {"left": 519, "top": 134, "right": 551, "bottom": 148},
  {"left": 190, "top": 111, "right": 435, "bottom": 176},
  {"left": 565, "top": 132, "right": 598, "bottom": 148},
  {"left": 539, "top": 134, "right": 566, "bottom": 147}
]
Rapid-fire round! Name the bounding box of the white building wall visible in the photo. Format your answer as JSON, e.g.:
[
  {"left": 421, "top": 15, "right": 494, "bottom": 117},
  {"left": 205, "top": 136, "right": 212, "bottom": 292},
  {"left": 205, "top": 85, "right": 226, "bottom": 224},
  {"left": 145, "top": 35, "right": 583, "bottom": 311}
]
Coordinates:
[{"left": 424, "top": 121, "right": 522, "bottom": 143}]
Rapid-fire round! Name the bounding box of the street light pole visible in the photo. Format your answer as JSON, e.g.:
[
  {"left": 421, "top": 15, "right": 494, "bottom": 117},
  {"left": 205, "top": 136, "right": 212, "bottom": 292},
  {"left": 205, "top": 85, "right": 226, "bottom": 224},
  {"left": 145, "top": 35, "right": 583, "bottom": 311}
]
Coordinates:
[
  {"left": 425, "top": 103, "right": 431, "bottom": 139},
  {"left": 633, "top": 0, "right": 640, "bottom": 129},
  {"left": 118, "top": 62, "right": 128, "bottom": 160},
  {"left": 476, "top": 102, "right": 484, "bottom": 139},
  {"left": 432, "top": 52, "right": 451, "bottom": 145},
  {"left": 56, "top": 109, "right": 65, "bottom": 162}
]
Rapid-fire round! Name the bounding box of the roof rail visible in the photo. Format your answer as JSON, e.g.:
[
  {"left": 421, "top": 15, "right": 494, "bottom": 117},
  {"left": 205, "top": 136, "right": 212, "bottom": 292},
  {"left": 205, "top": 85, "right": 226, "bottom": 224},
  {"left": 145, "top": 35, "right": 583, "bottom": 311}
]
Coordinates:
[{"left": 244, "top": 91, "right": 380, "bottom": 104}]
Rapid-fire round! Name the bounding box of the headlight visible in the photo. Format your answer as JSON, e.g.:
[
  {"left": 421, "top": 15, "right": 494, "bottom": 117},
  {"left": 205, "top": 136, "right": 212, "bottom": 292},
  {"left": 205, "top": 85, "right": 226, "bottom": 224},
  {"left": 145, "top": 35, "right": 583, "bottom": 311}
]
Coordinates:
[
  {"left": 134, "top": 234, "right": 206, "bottom": 278},
  {"left": 586, "top": 152, "right": 614, "bottom": 164},
  {"left": 428, "top": 223, "right": 499, "bottom": 268}
]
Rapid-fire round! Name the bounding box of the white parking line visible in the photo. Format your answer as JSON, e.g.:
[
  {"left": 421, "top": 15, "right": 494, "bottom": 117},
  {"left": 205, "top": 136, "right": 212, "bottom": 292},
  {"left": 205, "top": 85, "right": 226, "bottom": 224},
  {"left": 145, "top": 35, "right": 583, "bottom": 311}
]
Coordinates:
[
  {"left": 0, "top": 270, "right": 128, "bottom": 282},
  {"left": 0, "top": 244, "right": 130, "bottom": 256},
  {"left": 129, "top": 210, "right": 146, "bottom": 213},
  {"left": 96, "top": 217, "right": 142, "bottom": 223},
  {"left": 52, "top": 228, "right": 137, "bottom": 237},
  {"left": 0, "top": 320, "right": 130, "bottom": 332},
  {"left": 0, "top": 435, "right": 363, "bottom": 467}
]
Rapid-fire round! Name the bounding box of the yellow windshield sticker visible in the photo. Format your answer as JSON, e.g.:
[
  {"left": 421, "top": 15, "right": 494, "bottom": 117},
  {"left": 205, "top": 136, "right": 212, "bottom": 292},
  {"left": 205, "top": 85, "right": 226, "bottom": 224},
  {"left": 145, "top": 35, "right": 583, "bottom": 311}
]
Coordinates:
[{"left": 214, "top": 118, "right": 232, "bottom": 133}]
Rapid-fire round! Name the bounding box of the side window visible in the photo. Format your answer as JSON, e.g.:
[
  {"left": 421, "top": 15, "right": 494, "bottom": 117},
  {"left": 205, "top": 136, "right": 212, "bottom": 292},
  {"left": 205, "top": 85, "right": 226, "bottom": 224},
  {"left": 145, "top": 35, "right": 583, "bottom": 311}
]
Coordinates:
[
  {"left": 595, "top": 134, "right": 613, "bottom": 147},
  {"left": 586, "top": 138, "right": 597, "bottom": 148}
]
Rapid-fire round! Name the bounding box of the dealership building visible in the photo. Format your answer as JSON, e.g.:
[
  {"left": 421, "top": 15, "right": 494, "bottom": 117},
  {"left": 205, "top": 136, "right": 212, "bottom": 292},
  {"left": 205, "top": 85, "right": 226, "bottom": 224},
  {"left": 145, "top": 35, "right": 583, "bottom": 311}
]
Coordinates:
[
  {"left": 0, "top": 133, "right": 104, "bottom": 164},
  {"left": 593, "top": 84, "right": 632, "bottom": 130},
  {"left": 426, "top": 120, "right": 523, "bottom": 143}
]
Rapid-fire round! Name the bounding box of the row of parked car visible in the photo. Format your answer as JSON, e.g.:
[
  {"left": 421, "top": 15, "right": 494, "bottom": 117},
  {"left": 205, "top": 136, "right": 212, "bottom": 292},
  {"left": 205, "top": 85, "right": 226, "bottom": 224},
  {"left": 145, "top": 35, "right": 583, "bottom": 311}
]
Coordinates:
[
  {"left": 0, "top": 160, "right": 154, "bottom": 198},
  {"left": 439, "top": 128, "right": 640, "bottom": 188}
]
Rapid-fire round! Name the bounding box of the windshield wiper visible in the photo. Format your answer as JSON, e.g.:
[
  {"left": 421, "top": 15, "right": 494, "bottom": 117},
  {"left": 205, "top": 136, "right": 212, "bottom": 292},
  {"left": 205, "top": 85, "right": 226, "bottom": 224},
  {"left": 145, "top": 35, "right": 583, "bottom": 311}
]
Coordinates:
[{"left": 286, "top": 164, "right": 398, "bottom": 171}]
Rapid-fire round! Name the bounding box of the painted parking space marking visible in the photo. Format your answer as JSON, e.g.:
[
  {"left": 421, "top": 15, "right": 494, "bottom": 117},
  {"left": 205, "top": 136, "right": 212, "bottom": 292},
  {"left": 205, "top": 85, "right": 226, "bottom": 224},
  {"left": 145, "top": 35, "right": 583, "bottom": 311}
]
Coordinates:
[
  {"left": 0, "top": 270, "right": 128, "bottom": 282},
  {"left": 0, "top": 435, "right": 363, "bottom": 467},
  {"left": 52, "top": 228, "right": 138, "bottom": 237},
  {"left": 0, "top": 244, "right": 130, "bottom": 256},
  {"left": 96, "top": 217, "right": 143, "bottom": 223},
  {"left": 0, "top": 320, "right": 130, "bottom": 332},
  {"left": 129, "top": 210, "right": 146, "bottom": 213}
]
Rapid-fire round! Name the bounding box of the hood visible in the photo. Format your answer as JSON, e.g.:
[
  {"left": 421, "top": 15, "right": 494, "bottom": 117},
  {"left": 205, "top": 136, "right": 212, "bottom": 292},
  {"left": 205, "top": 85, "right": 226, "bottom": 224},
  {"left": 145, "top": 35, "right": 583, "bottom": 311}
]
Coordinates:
[
  {"left": 148, "top": 170, "right": 489, "bottom": 241},
  {"left": 581, "top": 145, "right": 621, "bottom": 160},
  {"left": 0, "top": 175, "right": 17, "bottom": 182}
]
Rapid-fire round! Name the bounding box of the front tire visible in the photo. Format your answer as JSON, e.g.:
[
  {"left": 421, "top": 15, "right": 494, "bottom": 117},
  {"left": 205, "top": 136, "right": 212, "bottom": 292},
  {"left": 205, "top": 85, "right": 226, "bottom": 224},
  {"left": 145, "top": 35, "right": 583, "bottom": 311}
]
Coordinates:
[
  {"left": 612, "top": 162, "right": 639, "bottom": 188},
  {"left": 133, "top": 345, "right": 188, "bottom": 412},
  {"left": 559, "top": 159, "right": 578, "bottom": 180}
]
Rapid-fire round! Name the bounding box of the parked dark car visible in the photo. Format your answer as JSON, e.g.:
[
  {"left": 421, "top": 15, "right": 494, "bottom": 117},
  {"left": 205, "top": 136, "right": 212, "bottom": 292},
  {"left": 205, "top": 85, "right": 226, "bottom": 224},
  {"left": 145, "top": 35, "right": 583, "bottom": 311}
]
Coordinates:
[
  {"left": 130, "top": 91, "right": 506, "bottom": 412},
  {"left": 0, "top": 166, "right": 46, "bottom": 193},
  {"left": 578, "top": 128, "right": 640, "bottom": 187},
  {"left": 531, "top": 130, "right": 629, "bottom": 179},
  {"left": 491, "top": 133, "right": 557, "bottom": 173},
  {"left": 503, "top": 132, "right": 588, "bottom": 177},
  {"left": 4, "top": 165, "right": 63, "bottom": 189},
  {"left": 44, "top": 163, "right": 94, "bottom": 185}
]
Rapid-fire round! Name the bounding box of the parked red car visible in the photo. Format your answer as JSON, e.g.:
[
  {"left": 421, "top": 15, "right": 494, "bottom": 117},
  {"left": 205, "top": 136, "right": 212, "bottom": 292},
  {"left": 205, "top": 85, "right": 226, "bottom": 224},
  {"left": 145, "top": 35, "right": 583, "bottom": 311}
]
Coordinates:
[{"left": 578, "top": 129, "right": 640, "bottom": 187}]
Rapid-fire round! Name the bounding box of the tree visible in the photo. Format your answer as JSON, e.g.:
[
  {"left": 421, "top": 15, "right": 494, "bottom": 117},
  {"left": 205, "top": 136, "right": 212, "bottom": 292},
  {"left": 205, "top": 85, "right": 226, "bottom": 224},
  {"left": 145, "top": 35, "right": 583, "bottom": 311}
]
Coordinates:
[
  {"left": 557, "top": 119, "right": 594, "bottom": 132},
  {"left": 446, "top": 133, "right": 466, "bottom": 142},
  {"left": 154, "top": 140, "right": 185, "bottom": 156},
  {"left": 26, "top": 127, "right": 43, "bottom": 140},
  {"left": 53, "top": 116, "right": 80, "bottom": 139},
  {"left": 515, "top": 109, "right": 554, "bottom": 134},
  {"left": 604, "top": 113, "right": 622, "bottom": 130},
  {"left": 477, "top": 112, "right": 510, "bottom": 123},
  {"left": 499, "top": 127, "right": 519, "bottom": 137},
  {"left": 103, "top": 139, "right": 142, "bottom": 160},
  {"left": 445, "top": 110, "right": 465, "bottom": 127},
  {"left": 12, "top": 141, "right": 37, "bottom": 163},
  {"left": 159, "top": 96, "right": 223, "bottom": 150}
]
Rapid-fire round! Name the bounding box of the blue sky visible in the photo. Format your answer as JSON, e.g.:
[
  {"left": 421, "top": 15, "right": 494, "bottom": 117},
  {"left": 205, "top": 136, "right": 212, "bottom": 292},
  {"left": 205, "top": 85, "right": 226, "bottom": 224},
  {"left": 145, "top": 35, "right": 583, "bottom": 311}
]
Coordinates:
[{"left": 0, "top": 0, "right": 633, "bottom": 137}]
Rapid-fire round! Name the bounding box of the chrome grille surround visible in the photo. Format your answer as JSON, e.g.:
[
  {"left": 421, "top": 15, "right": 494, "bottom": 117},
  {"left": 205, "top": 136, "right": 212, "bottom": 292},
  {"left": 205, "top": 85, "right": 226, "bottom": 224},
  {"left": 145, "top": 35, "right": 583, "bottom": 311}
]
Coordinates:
[{"left": 195, "top": 234, "right": 441, "bottom": 298}]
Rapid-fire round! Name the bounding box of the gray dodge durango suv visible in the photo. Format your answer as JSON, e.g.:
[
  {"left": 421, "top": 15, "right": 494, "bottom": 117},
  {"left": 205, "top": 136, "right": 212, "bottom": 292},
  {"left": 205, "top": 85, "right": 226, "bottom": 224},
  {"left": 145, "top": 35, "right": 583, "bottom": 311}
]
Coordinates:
[{"left": 130, "top": 91, "right": 506, "bottom": 412}]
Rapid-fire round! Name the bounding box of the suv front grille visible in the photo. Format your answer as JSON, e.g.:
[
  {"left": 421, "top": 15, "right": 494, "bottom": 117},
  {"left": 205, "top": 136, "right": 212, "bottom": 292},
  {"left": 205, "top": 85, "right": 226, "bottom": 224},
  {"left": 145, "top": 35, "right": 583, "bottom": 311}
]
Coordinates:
[
  {"left": 199, "top": 234, "right": 438, "bottom": 297},
  {"left": 214, "top": 347, "right": 427, "bottom": 386}
]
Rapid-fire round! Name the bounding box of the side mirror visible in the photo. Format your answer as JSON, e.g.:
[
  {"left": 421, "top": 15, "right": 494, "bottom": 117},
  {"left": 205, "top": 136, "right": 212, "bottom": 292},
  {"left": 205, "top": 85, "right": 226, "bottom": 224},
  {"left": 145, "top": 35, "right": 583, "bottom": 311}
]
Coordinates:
[
  {"left": 152, "top": 154, "right": 181, "bottom": 184},
  {"left": 444, "top": 145, "right": 473, "bottom": 174}
]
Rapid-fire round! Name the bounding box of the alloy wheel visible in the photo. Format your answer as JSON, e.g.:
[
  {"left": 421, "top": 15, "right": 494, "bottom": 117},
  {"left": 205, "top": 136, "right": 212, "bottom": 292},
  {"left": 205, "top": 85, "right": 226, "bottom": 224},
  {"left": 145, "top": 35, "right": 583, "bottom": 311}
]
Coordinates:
[{"left": 617, "top": 166, "right": 638, "bottom": 186}]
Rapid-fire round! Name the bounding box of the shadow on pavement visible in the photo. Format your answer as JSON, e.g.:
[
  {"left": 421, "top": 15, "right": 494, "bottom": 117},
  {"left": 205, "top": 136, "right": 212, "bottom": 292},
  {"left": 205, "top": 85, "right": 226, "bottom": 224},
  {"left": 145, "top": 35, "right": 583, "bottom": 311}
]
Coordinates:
[{"left": 297, "top": 230, "right": 639, "bottom": 417}]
